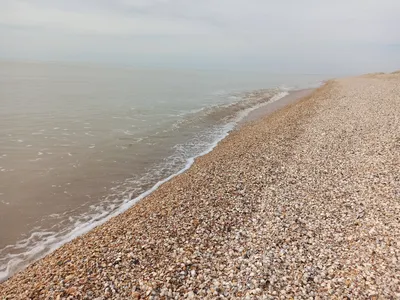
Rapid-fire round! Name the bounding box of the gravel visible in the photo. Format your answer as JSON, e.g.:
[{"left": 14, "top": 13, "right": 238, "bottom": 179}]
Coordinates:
[{"left": 1, "top": 72, "right": 399, "bottom": 299}]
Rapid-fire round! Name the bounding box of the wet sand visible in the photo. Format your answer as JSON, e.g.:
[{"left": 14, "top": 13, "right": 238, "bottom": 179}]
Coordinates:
[
  {"left": 240, "top": 88, "right": 315, "bottom": 125},
  {"left": 1, "top": 72, "right": 399, "bottom": 299}
]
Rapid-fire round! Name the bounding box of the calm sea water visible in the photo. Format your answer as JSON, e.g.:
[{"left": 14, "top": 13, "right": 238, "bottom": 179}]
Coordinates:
[{"left": 0, "top": 61, "right": 327, "bottom": 280}]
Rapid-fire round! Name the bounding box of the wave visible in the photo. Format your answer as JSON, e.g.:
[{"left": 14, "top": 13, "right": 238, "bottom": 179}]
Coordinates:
[{"left": 0, "top": 88, "right": 290, "bottom": 282}]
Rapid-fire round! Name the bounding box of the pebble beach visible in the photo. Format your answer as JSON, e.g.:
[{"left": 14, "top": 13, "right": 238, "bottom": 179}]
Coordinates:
[{"left": 1, "top": 72, "right": 399, "bottom": 299}]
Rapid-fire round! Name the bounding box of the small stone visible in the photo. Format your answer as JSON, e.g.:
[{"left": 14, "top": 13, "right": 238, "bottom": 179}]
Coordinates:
[
  {"left": 66, "top": 287, "right": 77, "bottom": 295},
  {"left": 131, "top": 291, "right": 141, "bottom": 299}
]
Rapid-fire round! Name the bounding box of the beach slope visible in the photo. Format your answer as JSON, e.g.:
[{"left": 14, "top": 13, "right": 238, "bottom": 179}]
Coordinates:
[{"left": 1, "top": 73, "right": 399, "bottom": 299}]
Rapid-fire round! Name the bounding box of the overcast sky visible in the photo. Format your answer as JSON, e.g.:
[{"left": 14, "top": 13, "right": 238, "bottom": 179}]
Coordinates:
[{"left": 1, "top": 0, "right": 399, "bottom": 73}]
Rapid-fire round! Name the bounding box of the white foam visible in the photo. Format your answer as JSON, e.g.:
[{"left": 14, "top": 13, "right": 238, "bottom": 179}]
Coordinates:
[
  {"left": 0, "top": 125, "right": 232, "bottom": 282},
  {"left": 29, "top": 158, "right": 42, "bottom": 162}
]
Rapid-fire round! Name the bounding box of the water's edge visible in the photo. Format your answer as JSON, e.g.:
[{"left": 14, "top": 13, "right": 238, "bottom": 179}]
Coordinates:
[{"left": 0, "top": 88, "right": 315, "bottom": 283}]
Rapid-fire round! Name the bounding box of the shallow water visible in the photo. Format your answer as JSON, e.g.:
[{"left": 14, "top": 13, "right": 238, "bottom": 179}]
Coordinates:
[{"left": 0, "top": 61, "right": 327, "bottom": 280}]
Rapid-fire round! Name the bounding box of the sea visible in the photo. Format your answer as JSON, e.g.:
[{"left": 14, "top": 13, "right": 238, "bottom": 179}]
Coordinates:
[{"left": 0, "top": 61, "right": 328, "bottom": 281}]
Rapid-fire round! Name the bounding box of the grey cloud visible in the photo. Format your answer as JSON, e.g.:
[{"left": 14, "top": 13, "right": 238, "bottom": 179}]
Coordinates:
[{"left": 0, "top": 0, "right": 399, "bottom": 72}]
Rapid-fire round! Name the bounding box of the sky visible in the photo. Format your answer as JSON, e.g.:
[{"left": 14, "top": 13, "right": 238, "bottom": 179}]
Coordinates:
[{"left": 0, "top": 0, "right": 399, "bottom": 73}]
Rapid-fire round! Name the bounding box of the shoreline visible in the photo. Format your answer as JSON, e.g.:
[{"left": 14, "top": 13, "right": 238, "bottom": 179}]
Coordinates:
[
  {"left": 0, "top": 87, "right": 310, "bottom": 283},
  {"left": 1, "top": 72, "right": 399, "bottom": 298}
]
